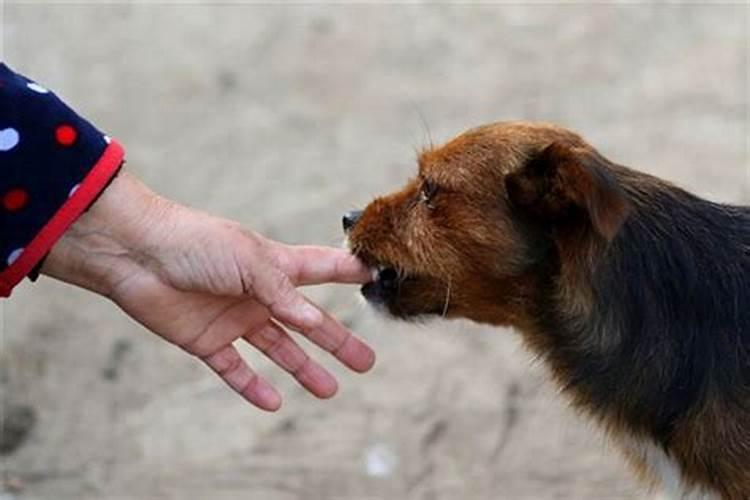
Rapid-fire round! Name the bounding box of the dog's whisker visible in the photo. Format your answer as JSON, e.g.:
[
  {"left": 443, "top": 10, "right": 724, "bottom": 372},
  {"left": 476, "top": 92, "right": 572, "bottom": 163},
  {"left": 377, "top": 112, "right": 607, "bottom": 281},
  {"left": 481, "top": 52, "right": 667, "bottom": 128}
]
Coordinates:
[{"left": 441, "top": 277, "right": 452, "bottom": 318}]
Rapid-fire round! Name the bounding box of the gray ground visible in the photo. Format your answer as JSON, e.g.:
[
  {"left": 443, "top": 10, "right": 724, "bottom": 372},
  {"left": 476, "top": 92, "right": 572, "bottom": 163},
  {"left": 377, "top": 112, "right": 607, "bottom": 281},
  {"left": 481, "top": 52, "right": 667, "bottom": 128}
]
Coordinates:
[{"left": 0, "top": 3, "right": 747, "bottom": 499}]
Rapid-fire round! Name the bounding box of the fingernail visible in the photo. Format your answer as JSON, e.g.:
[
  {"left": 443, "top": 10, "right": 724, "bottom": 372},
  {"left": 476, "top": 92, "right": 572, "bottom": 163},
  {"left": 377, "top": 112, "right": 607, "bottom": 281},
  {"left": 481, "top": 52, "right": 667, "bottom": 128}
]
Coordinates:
[
  {"left": 260, "top": 385, "right": 282, "bottom": 411},
  {"left": 359, "top": 346, "right": 376, "bottom": 373},
  {"left": 365, "top": 348, "right": 376, "bottom": 371}
]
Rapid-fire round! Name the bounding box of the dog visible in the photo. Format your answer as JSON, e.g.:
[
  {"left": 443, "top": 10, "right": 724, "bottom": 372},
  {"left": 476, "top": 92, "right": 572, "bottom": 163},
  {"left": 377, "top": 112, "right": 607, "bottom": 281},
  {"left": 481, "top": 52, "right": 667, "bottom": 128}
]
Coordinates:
[{"left": 344, "top": 122, "right": 750, "bottom": 500}]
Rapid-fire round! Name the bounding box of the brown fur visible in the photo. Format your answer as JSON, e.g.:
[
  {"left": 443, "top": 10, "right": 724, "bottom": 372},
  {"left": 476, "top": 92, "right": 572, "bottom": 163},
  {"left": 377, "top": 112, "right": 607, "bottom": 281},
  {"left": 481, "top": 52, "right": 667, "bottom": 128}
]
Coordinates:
[{"left": 347, "top": 122, "right": 750, "bottom": 498}]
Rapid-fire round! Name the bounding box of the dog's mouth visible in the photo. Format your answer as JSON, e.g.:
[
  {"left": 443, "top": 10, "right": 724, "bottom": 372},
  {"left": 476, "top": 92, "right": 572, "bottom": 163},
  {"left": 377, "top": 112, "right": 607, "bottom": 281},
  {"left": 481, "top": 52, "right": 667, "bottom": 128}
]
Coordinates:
[
  {"left": 362, "top": 264, "right": 403, "bottom": 304},
  {"left": 349, "top": 246, "right": 427, "bottom": 315},
  {"left": 368, "top": 264, "right": 399, "bottom": 286},
  {"left": 352, "top": 251, "right": 450, "bottom": 318}
]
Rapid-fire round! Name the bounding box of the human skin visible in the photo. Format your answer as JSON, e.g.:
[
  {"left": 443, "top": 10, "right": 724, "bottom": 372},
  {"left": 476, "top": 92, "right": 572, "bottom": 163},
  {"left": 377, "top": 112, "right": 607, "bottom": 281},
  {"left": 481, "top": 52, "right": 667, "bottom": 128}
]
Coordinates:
[{"left": 41, "top": 170, "right": 375, "bottom": 411}]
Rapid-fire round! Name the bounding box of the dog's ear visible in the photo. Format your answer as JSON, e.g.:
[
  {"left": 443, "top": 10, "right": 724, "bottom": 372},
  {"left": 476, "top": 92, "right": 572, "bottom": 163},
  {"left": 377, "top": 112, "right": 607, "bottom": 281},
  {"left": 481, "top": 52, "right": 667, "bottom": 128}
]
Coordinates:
[{"left": 505, "top": 142, "right": 630, "bottom": 240}]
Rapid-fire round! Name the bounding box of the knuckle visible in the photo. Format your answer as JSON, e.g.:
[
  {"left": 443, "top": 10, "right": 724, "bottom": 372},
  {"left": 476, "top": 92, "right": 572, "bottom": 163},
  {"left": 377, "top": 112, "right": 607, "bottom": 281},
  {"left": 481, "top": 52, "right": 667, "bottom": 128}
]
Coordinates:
[
  {"left": 239, "top": 371, "right": 260, "bottom": 396},
  {"left": 305, "top": 309, "right": 325, "bottom": 332},
  {"left": 204, "top": 348, "right": 242, "bottom": 376},
  {"left": 247, "top": 324, "right": 275, "bottom": 349},
  {"left": 290, "top": 354, "right": 312, "bottom": 378},
  {"left": 222, "top": 355, "right": 244, "bottom": 378},
  {"left": 265, "top": 329, "right": 287, "bottom": 357},
  {"left": 331, "top": 331, "right": 352, "bottom": 356}
]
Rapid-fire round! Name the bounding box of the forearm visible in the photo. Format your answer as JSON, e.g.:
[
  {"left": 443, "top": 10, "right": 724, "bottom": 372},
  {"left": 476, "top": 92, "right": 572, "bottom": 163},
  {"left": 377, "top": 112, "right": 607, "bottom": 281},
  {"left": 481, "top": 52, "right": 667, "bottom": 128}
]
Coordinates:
[{"left": 0, "top": 63, "right": 129, "bottom": 297}]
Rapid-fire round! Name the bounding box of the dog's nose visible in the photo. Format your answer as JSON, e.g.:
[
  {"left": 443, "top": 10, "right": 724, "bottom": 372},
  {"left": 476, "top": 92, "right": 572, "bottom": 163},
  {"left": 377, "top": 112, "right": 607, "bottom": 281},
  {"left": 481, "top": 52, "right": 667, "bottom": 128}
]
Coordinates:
[{"left": 342, "top": 209, "right": 363, "bottom": 232}]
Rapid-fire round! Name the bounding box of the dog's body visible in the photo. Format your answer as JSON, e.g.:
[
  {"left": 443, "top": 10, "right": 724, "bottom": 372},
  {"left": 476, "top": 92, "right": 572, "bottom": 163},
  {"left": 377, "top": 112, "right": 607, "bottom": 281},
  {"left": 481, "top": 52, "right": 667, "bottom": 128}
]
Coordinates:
[{"left": 345, "top": 122, "right": 750, "bottom": 499}]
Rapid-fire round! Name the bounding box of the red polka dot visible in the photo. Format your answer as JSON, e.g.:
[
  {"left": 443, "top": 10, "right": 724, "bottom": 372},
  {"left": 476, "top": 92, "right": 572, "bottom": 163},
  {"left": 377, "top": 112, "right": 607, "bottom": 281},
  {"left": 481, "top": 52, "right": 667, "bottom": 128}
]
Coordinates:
[
  {"left": 3, "top": 188, "right": 29, "bottom": 212},
  {"left": 55, "top": 124, "right": 78, "bottom": 146}
]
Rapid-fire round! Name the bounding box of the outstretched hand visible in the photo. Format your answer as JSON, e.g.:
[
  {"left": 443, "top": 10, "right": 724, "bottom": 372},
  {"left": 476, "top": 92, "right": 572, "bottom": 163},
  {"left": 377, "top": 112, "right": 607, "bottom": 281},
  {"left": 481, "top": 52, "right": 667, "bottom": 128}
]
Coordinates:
[{"left": 42, "top": 171, "right": 375, "bottom": 411}]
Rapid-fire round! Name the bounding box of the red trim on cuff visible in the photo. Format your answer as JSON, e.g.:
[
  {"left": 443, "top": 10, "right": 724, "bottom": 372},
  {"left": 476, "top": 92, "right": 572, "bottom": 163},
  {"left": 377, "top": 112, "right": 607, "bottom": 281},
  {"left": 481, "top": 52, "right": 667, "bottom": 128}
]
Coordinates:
[{"left": 0, "top": 140, "right": 125, "bottom": 297}]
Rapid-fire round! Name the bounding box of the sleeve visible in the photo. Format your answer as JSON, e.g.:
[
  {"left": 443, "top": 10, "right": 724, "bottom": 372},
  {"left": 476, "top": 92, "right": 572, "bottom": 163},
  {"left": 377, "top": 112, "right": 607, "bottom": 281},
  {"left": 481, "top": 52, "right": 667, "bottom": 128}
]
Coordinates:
[{"left": 0, "top": 62, "right": 125, "bottom": 297}]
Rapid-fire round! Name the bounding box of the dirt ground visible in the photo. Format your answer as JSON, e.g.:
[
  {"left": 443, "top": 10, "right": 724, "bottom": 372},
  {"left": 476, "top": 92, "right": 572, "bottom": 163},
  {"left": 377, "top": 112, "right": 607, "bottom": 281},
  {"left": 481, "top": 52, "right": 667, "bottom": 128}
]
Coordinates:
[{"left": 0, "top": 3, "right": 747, "bottom": 500}]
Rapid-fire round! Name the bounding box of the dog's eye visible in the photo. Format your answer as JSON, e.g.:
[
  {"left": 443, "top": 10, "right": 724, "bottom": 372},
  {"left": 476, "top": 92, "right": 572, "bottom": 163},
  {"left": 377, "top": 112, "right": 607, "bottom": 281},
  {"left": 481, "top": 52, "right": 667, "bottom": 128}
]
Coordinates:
[{"left": 419, "top": 179, "right": 439, "bottom": 206}]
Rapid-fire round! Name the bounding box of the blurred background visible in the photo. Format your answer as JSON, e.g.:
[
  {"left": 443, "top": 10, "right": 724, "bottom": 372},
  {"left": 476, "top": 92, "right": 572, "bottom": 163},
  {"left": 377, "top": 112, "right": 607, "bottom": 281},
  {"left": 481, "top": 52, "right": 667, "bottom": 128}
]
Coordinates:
[{"left": 0, "top": 2, "right": 747, "bottom": 499}]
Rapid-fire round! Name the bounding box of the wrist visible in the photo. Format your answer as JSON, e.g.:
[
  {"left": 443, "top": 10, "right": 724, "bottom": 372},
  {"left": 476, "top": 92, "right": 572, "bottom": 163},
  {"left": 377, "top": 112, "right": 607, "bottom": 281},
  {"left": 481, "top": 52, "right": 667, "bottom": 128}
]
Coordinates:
[{"left": 41, "top": 170, "right": 165, "bottom": 297}]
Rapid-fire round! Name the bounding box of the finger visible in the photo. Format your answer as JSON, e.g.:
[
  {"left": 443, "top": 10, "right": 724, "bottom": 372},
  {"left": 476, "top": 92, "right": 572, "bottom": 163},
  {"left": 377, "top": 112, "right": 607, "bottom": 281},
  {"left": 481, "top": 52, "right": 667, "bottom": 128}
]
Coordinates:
[
  {"left": 290, "top": 308, "right": 376, "bottom": 373},
  {"left": 179, "top": 299, "right": 270, "bottom": 358},
  {"left": 202, "top": 345, "right": 281, "bottom": 411},
  {"left": 244, "top": 320, "right": 338, "bottom": 399},
  {"left": 272, "top": 293, "right": 375, "bottom": 373},
  {"left": 253, "top": 267, "right": 376, "bottom": 373},
  {"left": 276, "top": 245, "right": 371, "bottom": 286}
]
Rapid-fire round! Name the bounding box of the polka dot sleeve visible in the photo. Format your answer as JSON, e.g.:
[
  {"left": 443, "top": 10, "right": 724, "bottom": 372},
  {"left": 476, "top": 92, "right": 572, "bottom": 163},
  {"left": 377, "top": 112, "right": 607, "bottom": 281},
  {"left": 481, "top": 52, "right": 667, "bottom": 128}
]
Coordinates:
[{"left": 0, "top": 63, "right": 125, "bottom": 297}]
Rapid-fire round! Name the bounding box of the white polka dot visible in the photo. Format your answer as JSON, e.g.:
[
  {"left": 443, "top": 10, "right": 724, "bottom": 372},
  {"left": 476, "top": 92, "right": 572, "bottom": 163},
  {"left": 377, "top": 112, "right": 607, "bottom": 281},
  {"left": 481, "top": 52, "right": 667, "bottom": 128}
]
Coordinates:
[
  {"left": 0, "top": 128, "right": 20, "bottom": 152},
  {"left": 26, "top": 82, "right": 49, "bottom": 94},
  {"left": 68, "top": 184, "right": 81, "bottom": 198},
  {"left": 103, "top": 135, "right": 112, "bottom": 144},
  {"left": 7, "top": 248, "right": 23, "bottom": 266}
]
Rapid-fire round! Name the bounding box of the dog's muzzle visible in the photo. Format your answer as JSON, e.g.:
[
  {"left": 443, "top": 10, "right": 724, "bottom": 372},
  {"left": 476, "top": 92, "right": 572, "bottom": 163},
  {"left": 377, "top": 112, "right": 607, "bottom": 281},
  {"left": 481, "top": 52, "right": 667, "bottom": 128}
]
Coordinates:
[{"left": 342, "top": 208, "right": 400, "bottom": 304}]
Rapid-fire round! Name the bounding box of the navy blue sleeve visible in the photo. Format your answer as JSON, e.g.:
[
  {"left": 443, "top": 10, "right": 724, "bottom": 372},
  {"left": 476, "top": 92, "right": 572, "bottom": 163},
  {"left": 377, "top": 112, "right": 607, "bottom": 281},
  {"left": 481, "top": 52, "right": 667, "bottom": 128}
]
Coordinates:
[{"left": 0, "top": 62, "right": 124, "bottom": 297}]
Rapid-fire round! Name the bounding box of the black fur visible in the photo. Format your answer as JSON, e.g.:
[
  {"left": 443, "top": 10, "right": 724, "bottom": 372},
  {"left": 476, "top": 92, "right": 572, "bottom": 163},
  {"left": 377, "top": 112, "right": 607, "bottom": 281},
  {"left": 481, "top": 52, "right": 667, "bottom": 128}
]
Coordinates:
[{"left": 531, "top": 173, "right": 750, "bottom": 447}]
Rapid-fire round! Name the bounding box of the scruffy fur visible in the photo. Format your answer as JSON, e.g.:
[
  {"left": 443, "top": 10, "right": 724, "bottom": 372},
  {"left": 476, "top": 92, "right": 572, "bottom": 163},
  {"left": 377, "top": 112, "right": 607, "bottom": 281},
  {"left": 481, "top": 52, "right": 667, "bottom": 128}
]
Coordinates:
[{"left": 346, "top": 122, "right": 750, "bottom": 499}]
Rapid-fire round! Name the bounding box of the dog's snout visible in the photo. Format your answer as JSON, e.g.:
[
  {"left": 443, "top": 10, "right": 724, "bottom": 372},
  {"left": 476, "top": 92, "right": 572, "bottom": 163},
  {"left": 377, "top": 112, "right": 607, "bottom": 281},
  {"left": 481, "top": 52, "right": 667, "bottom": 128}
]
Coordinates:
[{"left": 342, "top": 209, "right": 363, "bottom": 232}]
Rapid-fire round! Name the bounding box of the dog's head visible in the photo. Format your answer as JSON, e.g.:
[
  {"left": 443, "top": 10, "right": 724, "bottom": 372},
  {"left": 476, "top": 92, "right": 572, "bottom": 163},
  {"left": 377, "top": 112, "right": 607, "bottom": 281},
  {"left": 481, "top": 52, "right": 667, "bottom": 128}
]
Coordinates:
[{"left": 345, "top": 122, "right": 630, "bottom": 326}]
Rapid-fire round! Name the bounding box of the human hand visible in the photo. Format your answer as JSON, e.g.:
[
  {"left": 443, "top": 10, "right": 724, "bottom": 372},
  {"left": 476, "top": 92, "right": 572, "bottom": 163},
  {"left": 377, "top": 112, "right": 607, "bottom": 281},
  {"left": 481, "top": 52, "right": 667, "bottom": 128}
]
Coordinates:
[{"left": 42, "top": 171, "right": 374, "bottom": 411}]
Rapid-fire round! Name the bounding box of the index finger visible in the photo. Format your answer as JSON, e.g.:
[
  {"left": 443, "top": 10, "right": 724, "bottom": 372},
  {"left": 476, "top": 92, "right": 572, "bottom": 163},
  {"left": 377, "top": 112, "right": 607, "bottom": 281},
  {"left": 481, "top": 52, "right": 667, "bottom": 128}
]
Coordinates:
[{"left": 277, "top": 245, "right": 371, "bottom": 286}]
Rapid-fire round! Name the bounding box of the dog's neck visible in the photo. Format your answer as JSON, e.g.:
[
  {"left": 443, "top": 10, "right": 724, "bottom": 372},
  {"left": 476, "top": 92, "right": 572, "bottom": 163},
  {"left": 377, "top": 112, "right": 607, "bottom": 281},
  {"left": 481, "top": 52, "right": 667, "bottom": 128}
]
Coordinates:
[{"left": 517, "top": 182, "right": 750, "bottom": 447}]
